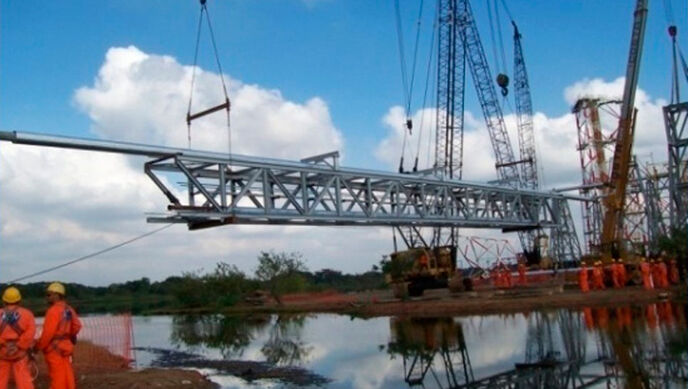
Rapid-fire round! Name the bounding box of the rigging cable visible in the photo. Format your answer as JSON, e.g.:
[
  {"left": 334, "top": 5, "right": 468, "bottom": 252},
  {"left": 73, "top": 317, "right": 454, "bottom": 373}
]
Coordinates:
[
  {"left": 394, "top": 0, "right": 425, "bottom": 172},
  {"left": 416, "top": 4, "right": 438, "bottom": 172},
  {"left": 487, "top": 0, "right": 509, "bottom": 96},
  {"left": 187, "top": 0, "right": 232, "bottom": 159},
  {"left": 5, "top": 224, "right": 174, "bottom": 284}
]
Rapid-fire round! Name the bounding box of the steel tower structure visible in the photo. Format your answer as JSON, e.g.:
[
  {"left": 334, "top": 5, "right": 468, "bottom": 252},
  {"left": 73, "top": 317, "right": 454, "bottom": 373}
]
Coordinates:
[{"left": 574, "top": 99, "right": 650, "bottom": 255}]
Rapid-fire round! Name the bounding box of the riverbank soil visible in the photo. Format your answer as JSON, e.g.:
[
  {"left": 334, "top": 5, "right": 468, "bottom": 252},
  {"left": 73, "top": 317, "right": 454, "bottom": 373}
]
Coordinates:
[
  {"left": 225, "top": 284, "right": 685, "bottom": 317},
  {"left": 22, "top": 341, "right": 217, "bottom": 389}
]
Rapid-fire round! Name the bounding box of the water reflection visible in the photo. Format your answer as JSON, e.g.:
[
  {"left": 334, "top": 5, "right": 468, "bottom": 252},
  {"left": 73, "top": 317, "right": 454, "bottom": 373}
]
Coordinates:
[
  {"left": 261, "top": 315, "right": 313, "bottom": 366},
  {"left": 170, "top": 314, "right": 312, "bottom": 366},
  {"left": 386, "top": 303, "right": 687, "bottom": 388}
]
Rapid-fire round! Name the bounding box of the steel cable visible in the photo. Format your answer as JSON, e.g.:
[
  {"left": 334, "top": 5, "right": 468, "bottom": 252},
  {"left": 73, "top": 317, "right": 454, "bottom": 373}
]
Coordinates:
[{"left": 4, "top": 224, "right": 174, "bottom": 284}]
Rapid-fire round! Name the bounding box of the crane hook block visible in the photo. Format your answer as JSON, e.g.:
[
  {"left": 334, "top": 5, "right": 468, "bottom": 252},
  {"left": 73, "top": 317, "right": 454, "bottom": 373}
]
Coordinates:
[
  {"left": 200, "top": 0, "right": 207, "bottom": 5},
  {"left": 668, "top": 25, "right": 677, "bottom": 37},
  {"left": 406, "top": 119, "right": 413, "bottom": 133},
  {"left": 497, "top": 73, "right": 509, "bottom": 97}
]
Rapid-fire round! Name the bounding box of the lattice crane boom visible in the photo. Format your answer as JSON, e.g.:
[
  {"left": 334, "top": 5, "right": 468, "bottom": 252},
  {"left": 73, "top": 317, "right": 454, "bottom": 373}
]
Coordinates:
[
  {"left": 512, "top": 22, "right": 538, "bottom": 191},
  {"left": 456, "top": 0, "right": 520, "bottom": 188},
  {"left": 600, "top": 0, "right": 648, "bottom": 255}
]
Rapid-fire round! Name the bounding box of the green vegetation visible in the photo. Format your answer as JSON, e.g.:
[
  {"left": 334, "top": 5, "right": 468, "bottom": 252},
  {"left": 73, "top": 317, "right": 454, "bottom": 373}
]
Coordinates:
[{"left": 1, "top": 251, "right": 385, "bottom": 315}]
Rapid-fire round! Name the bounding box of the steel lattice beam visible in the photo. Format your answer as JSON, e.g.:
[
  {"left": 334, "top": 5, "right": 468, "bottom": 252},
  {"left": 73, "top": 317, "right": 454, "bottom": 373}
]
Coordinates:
[
  {"left": 0, "top": 131, "right": 579, "bottom": 232},
  {"left": 663, "top": 102, "right": 688, "bottom": 229}
]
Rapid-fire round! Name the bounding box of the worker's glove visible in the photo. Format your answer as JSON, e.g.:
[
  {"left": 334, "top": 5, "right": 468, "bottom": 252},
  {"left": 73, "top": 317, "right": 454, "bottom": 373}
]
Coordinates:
[{"left": 6, "top": 343, "right": 17, "bottom": 356}]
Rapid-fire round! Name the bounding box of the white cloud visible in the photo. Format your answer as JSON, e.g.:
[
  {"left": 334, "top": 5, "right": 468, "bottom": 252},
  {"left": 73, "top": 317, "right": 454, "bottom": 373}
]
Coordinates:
[
  {"left": 1, "top": 46, "right": 673, "bottom": 286},
  {"left": 0, "top": 46, "right": 383, "bottom": 285},
  {"left": 74, "top": 46, "right": 344, "bottom": 160},
  {"left": 373, "top": 78, "right": 671, "bottom": 253},
  {"left": 375, "top": 77, "right": 670, "bottom": 189}
]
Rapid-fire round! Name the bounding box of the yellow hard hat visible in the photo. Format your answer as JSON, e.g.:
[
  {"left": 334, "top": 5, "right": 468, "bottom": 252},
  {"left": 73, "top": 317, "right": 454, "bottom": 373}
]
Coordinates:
[
  {"left": 2, "top": 287, "right": 21, "bottom": 304},
  {"left": 47, "top": 282, "right": 66, "bottom": 296}
]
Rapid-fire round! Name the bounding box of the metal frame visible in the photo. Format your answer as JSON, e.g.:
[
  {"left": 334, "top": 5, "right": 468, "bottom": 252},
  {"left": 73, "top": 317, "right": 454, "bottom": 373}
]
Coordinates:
[
  {"left": 663, "top": 102, "right": 688, "bottom": 230},
  {"left": 0, "top": 131, "right": 578, "bottom": 232}
]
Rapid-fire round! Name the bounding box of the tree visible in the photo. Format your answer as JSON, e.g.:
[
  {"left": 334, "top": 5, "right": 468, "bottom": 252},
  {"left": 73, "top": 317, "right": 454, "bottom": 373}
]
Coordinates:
[{"left": 255, "top": 251, "right": 308, "bottom": 304}]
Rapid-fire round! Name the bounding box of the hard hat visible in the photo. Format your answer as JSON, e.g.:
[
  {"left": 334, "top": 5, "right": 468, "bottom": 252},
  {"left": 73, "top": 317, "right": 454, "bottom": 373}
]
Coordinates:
[
  {"left": 47, "top": 282, "right": 66, "bottom": 296},
  {"left": 2, "top": 287, "right": 21, "bottom": 304}
]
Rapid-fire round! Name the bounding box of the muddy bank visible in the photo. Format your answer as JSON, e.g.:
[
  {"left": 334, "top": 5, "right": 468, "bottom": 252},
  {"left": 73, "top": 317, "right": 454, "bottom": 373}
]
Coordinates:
[
  {"left": 135, "top": 347, "right": 330, "bottom": 387},
  {"left": 24, "top": 341, "right": 217, "bottom": 389},
  {"left": 215, "top": 285, "right": 685, "bottom": 318}
]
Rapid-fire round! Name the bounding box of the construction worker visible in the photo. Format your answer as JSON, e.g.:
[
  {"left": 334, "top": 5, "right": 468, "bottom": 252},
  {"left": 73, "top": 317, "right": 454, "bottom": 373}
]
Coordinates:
[
  {"left": 35, "top": 282, "right": 81, "bottom": 389},
  {"left": 640, "top": 257, "right": 653, "bottom": 290},
  {"left": 517, "top": 260, "right": 527, "bottom": 285},
  {"left": 658, "top": 260, "right": 669, "bottom": 288},
  {"left": 650, "top": 259, "right": 660, "bottom": 288},
  {"left": 578, "top": 261, "right": 590, "bottom": 293},
  {"left": 617, "top": 259, "right": 627, "bottom": 287},
  {"left": 592, "top": 261, "right": 605, "bottom": 290},
  {"left": 502, "top": 265, "right": 513, "bottom": 288},
  {"left": 669, "top": 258, "right": 680, "bottom": 284},
  {"left": 0, "top": 287, "right": 35, "bottom": 389},
  {"left": 610, "top": 259, "right": 621, "bottom": 289}
]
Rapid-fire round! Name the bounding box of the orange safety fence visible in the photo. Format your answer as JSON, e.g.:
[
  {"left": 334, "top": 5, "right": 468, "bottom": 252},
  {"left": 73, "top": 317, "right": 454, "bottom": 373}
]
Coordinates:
[{"left": 36, "top": 314, "right": 135, "bottom": 370}]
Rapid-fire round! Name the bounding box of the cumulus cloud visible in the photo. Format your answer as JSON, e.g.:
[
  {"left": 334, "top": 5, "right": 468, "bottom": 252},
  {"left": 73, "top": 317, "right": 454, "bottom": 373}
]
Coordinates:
[
  {"left": 0, "top": 46, "right": 385, "bottom": 285},
  {"left": 74, "top": 46, "right": 343, "bottom": 160},
  {"left": 373, "top": 78, "right": 671, "bottom": 252},
  {"left": 375, "top": 77, "right": 670, "bottom": 189}
]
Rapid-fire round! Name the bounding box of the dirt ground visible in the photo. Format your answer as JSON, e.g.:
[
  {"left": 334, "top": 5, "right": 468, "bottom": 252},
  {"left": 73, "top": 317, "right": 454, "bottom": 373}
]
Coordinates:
[
  {"left": 11, "top": 342, "right": 217, "bottom": 389},
  {"left": 227, "top": 284, "right": 686, "bottom": 318}
]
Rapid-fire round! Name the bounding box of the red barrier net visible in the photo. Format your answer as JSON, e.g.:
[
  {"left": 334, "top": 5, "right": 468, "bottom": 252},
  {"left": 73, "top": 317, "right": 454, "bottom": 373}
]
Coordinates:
[{"left": 36, "top": 314, "right": 134, "bottom": 371}]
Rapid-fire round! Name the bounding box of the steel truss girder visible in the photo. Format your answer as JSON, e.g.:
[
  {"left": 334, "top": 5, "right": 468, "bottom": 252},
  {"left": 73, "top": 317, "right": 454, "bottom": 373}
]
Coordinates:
[
  {"left": 146, "top": 154, "right": 568, "bottom": 229},
  {"left": 0, "top": 131, "right": 575, "bottom": 230}
]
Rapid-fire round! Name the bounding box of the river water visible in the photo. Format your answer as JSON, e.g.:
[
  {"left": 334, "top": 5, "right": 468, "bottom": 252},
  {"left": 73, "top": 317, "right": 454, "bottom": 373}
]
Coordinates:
[{"left": 131, "top": 302, "right": 687, "bottom": 388}]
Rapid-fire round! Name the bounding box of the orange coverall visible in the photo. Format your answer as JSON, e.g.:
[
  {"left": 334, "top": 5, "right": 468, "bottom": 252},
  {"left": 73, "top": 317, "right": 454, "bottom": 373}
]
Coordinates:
[
  {"left": 36, "top": 302, "right": 81, "bottom": 389},
  {"left": 592, "top": 264, "right": 605, "bottom": 290},
  {"left": 611, "top": 263, "right": 621, "bottom": 289},
  {"left": 669, "top": 260, "right": 680, "bottom": 284},
  {"left": 518, "top": 263, "right": 526, "bottom": 285},
  {"left": 640, "top": 261, "right": 653, "bottom": 289},
  {"left": 658, "top": 262, "right": 669, "bottom": 288},
  {"left": 0, "top": 306, "right": 35, "bottom": 389},
  {"left": 578, "top": 265, "right": 589, "bottom": 293},
  {"left": 617, "top": 263, "right": 627, "bottom": 287}
]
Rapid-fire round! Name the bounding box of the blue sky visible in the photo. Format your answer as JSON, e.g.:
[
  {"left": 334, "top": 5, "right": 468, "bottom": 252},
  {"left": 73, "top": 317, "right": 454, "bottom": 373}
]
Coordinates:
[
  {"left": 2, "top": 0, "right": 685, "bottom": 168},
  {"left": 1, "top": 0, "right": 686, "bottom": 284}
]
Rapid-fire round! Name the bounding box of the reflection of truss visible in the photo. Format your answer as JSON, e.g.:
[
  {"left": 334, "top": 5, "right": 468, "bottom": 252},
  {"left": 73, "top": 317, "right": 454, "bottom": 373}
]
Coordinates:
[
  {"left": 390, "top": 318, "right": 474, "bottom": 388},
  {"left": 456, "top": 236, "right": 517, "bottom": 272}
]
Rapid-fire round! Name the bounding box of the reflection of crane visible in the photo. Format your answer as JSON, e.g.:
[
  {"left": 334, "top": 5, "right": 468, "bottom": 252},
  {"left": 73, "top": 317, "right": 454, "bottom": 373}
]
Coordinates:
[
  {"left": 388, "top": 317, "right": 474, "bottom": 388},
  {"left": 600, "top": 0, "right": 649, "bottom": 258}
]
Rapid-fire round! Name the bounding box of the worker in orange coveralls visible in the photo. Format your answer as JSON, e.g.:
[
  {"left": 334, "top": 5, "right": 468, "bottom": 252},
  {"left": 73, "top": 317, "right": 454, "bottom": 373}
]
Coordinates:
[
  {"left": 502, "top": 265, "right": 513, "bottom": 288},
  {"left": 640, "top": 258, "right": 653, "bottom": 290},
  {"left": 578, "top": 262, "right": 590, "bottom": 293},
  {"left": 669, "top": 259, "right": 680, "bottom": 284},
  {"left": 0, "top": 287, "right": 35, "bottom": 389},
  {"left": 592, "top": 261, "right": 605, "bottom": 290},
  {"left": 518, "top": 260, "right": 527, "bottom": 285},
  {"left": 491, "top": 267, "right": 502, "bottom": 287},
  {"left": 658, "top": 260, "right": 669, "bottom": 288},
  {"left": 617, "top": 259, "right": 627, "bottom": 287},
  {"left": 651, "top": 259, "right": 661, "bottom": 288},
  {"left": 35, "top": 283, "right": 81, "bottom": 389},
  {"left": 610, "top": 259, "right": 621, "bottom": 289}
]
